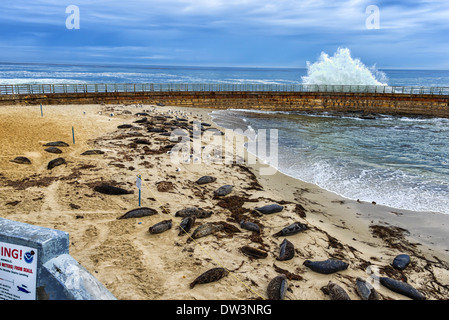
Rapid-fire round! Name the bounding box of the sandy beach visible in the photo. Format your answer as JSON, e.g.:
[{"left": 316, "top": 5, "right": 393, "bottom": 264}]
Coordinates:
[{"left": 0, "top": 103, "right": 448, "bottom": 300}]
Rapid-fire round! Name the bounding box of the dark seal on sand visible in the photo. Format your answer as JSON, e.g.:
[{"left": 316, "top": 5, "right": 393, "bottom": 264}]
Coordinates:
[
  {"left": 255, "top": 204, "right": 284, "bottom": 214},
  {"left": 239, "top": 220, "right": 261, "bottom": 233},
  {"left": 149, "top": 219, "right": 172, "bottom": 234},
  {"left": 213, "top": 185, "right": 233, "bottom": 197},
  {"left": 240, "top": 246, "right": 268, "bottom": 259},
  {"left": 277, "top": 239, "right": 295, "bottom": 261},
  {"left": 190, "top": 267, "right": 229, "bottom": 289},
  {"left": 45, "top": 147, "right": 62, "bottom": 154},
  {"left": 303, "top": 258, "right": 349, "bottom": 274},
  {"left": 189, "top": 222, "right": 224, "bottom": 241},
  {"left": 392, "top": 254, "right": 411, "bottom": 270},
  {"left": 175, "top": 207, "right": 213, "bottom": 219},
  {"left": 94, "top": 184, "right": 134, "bottom": 195},
  {"left": 267, "top": 274, "right": 288, "bottom": 300},
  {"left": 195, "top": 176, "right": 217, "bottom": 185},
  {"left": 356, "top": 277, "right": 380, "bottom": 300},
  {"left": 118, "top": 207, "right": 158, "bottom": 219},
  {"left": 322, "top": 281, "right": 351, "bottom": 300},
  {"left": 273, "top": 222, "right": 308, "bottom": 237},
  {"left": 378, "top": 276, "right": 426, "bottom": 300},
  {"left": 178, "top": 216, "right": 196, "bottom": 236},
  {"left": 43, "top": 141, "right": 69, "bottom": 147},
  {"left": 47, "top": 158, "right": 66, "bottom": 170},
  {"left": 10, "top": 157, "right": 31, "bottom": 164},
  {"left": 81, "top": 150, "right": 105, "bottom": 155}
]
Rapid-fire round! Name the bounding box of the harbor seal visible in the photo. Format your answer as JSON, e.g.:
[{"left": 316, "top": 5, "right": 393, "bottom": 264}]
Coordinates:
[
  {"left": 81, "top": 150, "right": 105, "bottom": 155},
  {"left": 277, "top": 239, "right": 295, "bottom": 261},
  {"left": 44, "top": 147, "right": 62, "bottom": 154},
  {"left": 378, "top": 276, "right": 426, "bottom": 300},
  {"left": 188, "top": 222, "right": 224, "bottom": 241},
  {"left": 43, "top": 141, "right": 69, "bottom": 147},
  {"left": 47, "top": 158, "right": 66, "bottom": 170},
  {"left": 355, "top": 277, "right": 380, "bottom": 300},
  {"left": 322, "top": 281, "right": 351, "bottom": 300},
  {"left": 303, "top": 258, "right": 349, "bottom": 274},
  {"left": 213, "top": 185, "right": 233, "bottom": 197},
  {"left": 149, "top": 219, "right": 172, "bottom": 234},
  {"left": 239, "top": 246, "right": 268, "bottom": 259},
  {"left": 239, "top": 220, "right": 261, "bottom": 233},
  {"left": 178, "top": 216, "right": 196, "bottom": 236},
  {"left": 273, "top": 222, "right": 308, "bottom": 237},
  {"left": 195, "top": 176, "right": 217, "bottom": 185},
  {"left": 267, "top": 274, "right": 288, "bottom": 300},
  {"left": 94, "top": 184, "right": 134, "bottom": 195},
  {"left": 10, "top": 157, "right": 31, "bottom": 164},
  {"left": 175, "top": 207, "right": 213, "bottom": 219},
  {"left": 190, "top": 267, "right": 229, "bottom": 289},
  {"left": 117, "top": 207, "right": 158, "bottom": 219},
  {"left": 392, "top": 254, "right": 411, "bottom": 270},
  {"left": 255, "top": 204, "right": 284, "bottom": 214}
]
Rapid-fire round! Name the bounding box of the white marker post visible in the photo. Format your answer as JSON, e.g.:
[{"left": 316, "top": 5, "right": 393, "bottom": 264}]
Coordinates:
[{"left": 136, "top": 175, "right": 142, "bottom": 207}]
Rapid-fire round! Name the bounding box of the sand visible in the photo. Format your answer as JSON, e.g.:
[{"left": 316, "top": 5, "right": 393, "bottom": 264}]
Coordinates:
[{"left": 0, "top": 103, "right": 448, "bottom": 300}]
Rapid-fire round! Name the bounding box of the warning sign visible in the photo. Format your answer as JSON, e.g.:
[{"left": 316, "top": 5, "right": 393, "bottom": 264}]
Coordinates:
[{"left": 0, "top": 242, "right": 38, "bottom": 300}]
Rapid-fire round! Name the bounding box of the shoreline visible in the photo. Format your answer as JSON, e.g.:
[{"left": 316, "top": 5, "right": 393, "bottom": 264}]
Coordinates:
[{"left": 0, "top": 103, "right": 448, "bottom": 300}]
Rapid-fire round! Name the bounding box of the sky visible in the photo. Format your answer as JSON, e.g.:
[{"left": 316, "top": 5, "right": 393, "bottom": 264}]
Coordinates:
[{"left": 0, "top": 0, "right": 448, "bottom": 69}]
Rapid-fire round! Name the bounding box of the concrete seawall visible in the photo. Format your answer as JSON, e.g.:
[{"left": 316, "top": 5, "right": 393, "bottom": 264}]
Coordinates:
[{"left": 1, "top": 91, "right": 449, "bottom": 118}]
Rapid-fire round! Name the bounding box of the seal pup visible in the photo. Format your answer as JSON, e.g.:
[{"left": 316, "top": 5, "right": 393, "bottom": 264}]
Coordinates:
[
  {"left": 355, "top": 277, "right": 380, "bottom": 300},
  {"left": 240, "top": 246, "right": 268, "bottom": 259},
  {"left": 175, "top": 207, "right": 213, "bottom": 219},
  {"left": 322, "top": 281, "right": 351, "bottom": 300},
  {"left": 267, "top": 274, "right": 288, "bottom": 300},
  {"left": 47, "top": 158, "right": 66, "bottom": 170},
  {"left": 190, "top": 267, "right": 229, "bottom": 289},
  {"left": 273, "top": 222, "right": 308, "bottom": 237},
  {"left": 276, "top": 239, "right": 295, "bottom": 261},
  {"left": 213, "top": 185, "right": 233, "bottom": 197},
  {"left": 117, "top": 207, "right": 158, "bottom": 219},
  {"left": 378, "top": 276, "right": 426, "bottom": 300},
  {"left": 94, "top": 184, "right": 134, "bottom": 195},
  {"left": 149, "top": 219, "right": 172, "bottom": 234},
  {"left": 255, "top": 204, "right": 283, "bottom": 214},
  {"left": 392, "top": 254, "right": 411, "bottom": 270},
  {"left": 178, "top": 216, "right": 196, "bottom": 236},
  {"left": 239, "top": 220, "right": 261, "bottom": 233},
  {"left": 10, "top": 157, "right": 31, "bottom": 164},
  {"left": 195, "top": 176, "right": 217, "bottom": 185},
  {"left": 303, "top": 258, "right": 349, "bottom": 274}
]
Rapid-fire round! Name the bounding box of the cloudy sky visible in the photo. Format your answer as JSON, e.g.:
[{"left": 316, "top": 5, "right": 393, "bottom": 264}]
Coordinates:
[{"left": 0, "top": 0, "right": 448, "bottom": 69}]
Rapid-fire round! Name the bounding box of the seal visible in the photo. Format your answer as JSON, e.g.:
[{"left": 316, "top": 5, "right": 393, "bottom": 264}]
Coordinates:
[
  {"left": 149, "top": 219, "right": 172, "bottom": 234},
  {"left": 94, "top": 184, "right": 134, "bottom": 195},
  {"left": 10, "top": 157, "right": 31, "bottom": 164},
  {"left": 45, "top": 147, "right": 62, "bottom": 154},
  {"left": 392, "top": 254, "right": 411, "bottom": 270},
  {"left": 303, "top": 258, "right": 349, "bottom": 274},
  {"left": 255, "top": 204, "right": 284, "bottom": 214},
  {"left": 240, "top": 246, "right": 268, "bottom": 259},
  {"left": 117, "top": 207, "right": 158, "bottom": 219},
  {"left": 47, "top": 158, "right": 66, "bottom": 170},
  {"left": 213, "top": 185, "right": 233, "bottom": 197},
  {"left": 117, "top": 124, "right": 134, "bottom": 129},
  {"left": 195, "top": 176, "right": 217, "bottom": 185},
  {"left": 239, "top": 220, "right": 261, "bottom": 233},
  {"left": 266, "top": 274, "right": 287, "bottom": 300},
  {"left": 355, "top": 277, "right": 380, "bottom": 300},
  {"left": 378, "top": 276, "right": 426, "bottom": 300},
  {"left": 322, "top": 281, "right": 351, "bottom": 300},
  {"left": 277, "top": 239, "right": 295, "bottom": 261},
  {"left": 178, "top": 216, "right": 196, "bottom": 236},
  {"left": 175, "top": 207, "right": 213, "bottom": 219},
  {"left": 81, "top": 150, "right": 105, "bottom": 155},
  {"left": 43, "top": 141, "right": 69, "bottom": 147},
  {"left": 190, "top": 267, "right": 229, "bottom": 289},
  {"left": 273, "top": 222, "right": 308, "bottom": 237},
  {"left": 188, "top": 222, "right": 224, "bottom": 242}
]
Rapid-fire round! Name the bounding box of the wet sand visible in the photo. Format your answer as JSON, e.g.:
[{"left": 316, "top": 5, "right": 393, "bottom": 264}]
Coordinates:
[{"left": 0, "top": 103, "right": 448, "bottom": 300}]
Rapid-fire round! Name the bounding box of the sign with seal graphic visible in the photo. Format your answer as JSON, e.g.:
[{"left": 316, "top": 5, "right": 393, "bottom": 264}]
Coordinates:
[{"left": 0, "top": 242, "right": 38, "bottom": 300}]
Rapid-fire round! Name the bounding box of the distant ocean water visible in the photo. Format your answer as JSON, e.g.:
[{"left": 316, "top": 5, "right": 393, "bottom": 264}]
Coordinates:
[{"left": 1, "top": 61, "right": 448, "bottom": 214}]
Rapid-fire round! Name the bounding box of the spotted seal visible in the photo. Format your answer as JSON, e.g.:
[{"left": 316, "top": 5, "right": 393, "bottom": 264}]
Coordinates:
[
  {"left": 45, "top": 147, "right": 63, "bottom": 154},
  {"left": 267, "top": 274, "right": 288, "bottom": 300},
  {"left": 378, "top": 276, "right": 426, "bottom": 300},
  {"left": 43, "top": 141, "right": 69, "bottom": 147},
  {"left": 392, "top": 254, "right": 411, "bottom": 270},
  {"left": 273, "top": 222, "right": 308, "bottom": 237},
  {"left": 117, "top": 207, "right": 158, "bottom": 219},
  {"left": 81, "top": 150, "right": 105, "bottom": 155},
  {"left": 188, "top": 222, "right": 224, "bottom": 242},
  {"left": 47, "top": 158, "right": 66, "bottom": 170},
  {"left": 10, "top": 157, "right": 31, "bottom": 165},
  {"left": 277, "top": 239, "right": 295, "bottom": 261},
  {"left": 240, "top": 246, "right": 268, "bottom": 259},
  {"left": 94, "top": 184, "right": 134, "bottom": 195},
  {"left": 175, "top": 207, "right": 213, "bottom": 219},
  {"left": 255, "top": 204, "right": 284, "bottom": 214},
  {"left": 239, "top": 220, "right": 261, "bottom": 233},
  {"left": 149, "top": 219, "right": 172, "bottom": 234},
  {"left": 303, "top": 258, "right": 349, "bottom": 274},
  {"left": 213, "top": 185, "right": 233, "bottom": 197},
  {"left": 355, "top": 277, "right": 380, "bottom": 300},
  {"left": 322, "top": 281, "right": 351, "bottom": 300},
  {"left": 190, "top": 267, "right": 229, "bottom": 289},
  {"left": 195, "top": 176, "right": 217, "bottom": 185},
  {"left": 178, "top": 216, "right": 196, "bottom": 236}
]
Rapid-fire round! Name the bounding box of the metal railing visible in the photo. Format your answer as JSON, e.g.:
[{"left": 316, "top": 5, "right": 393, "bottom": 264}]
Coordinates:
[{"left": 1, "top": 83, "right": 449, "bottom": 95}]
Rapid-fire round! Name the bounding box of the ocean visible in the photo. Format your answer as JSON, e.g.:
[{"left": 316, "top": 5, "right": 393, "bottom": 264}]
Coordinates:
[{"left": 1, "top": 60, "right": 448, "bottom": 215}]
